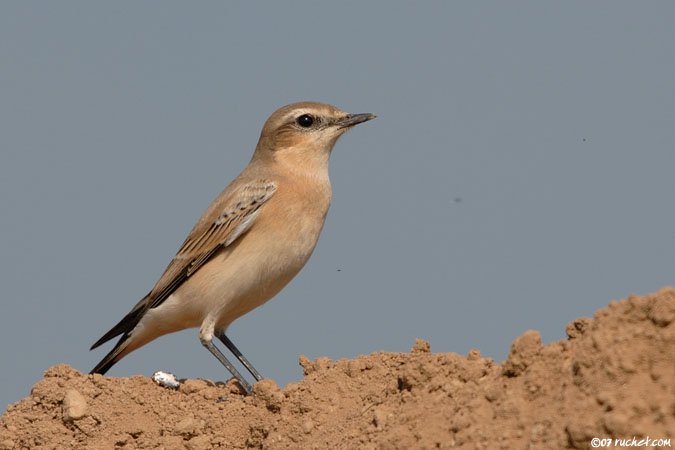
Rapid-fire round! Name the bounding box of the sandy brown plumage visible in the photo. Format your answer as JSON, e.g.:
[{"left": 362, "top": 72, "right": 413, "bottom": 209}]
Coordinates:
[{"left": 90, "top": 102, "right": 375, "bottom": 391}]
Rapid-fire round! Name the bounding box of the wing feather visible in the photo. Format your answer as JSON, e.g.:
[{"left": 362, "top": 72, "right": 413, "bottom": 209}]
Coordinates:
[
  {"left": 90, "top": 178, "right": 277, "bottom": 356},
  {"left": 148, "top": 179, "right": 277, "bottom": 308}
]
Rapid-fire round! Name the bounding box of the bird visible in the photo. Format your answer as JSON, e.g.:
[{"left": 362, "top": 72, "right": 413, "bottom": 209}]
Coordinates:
[{"left": 89, "top": 102, "right": 376, "bottom": 393}]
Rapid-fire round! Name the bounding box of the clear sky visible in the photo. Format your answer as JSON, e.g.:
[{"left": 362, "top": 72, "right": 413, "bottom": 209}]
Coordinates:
[{"left": 1, "top": 2, "right": 674, "bottom": 410}]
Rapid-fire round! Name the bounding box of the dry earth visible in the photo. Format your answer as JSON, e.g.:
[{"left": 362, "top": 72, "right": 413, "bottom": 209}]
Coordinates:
[{"left": 1, "top": 288, "right": 674, "bottom": 450}]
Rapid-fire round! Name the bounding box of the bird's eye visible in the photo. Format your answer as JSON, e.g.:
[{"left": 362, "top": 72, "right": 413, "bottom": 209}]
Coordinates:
[{"left": 296, "top": 114, "right": 314, "bottom": 128}]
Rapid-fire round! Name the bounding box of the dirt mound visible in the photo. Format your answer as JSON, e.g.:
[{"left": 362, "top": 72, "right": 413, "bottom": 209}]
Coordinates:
[{"left": 2, "top": 288, "right": 674, "bottom": 450}]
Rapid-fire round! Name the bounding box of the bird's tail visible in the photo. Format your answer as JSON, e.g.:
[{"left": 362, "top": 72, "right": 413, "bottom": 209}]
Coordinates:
[
  {"left": 90, "top": 333, "right": 132, "bottom": 375},
  {"left": 89, "top": 293, "right": 151, "bottom": 374}
]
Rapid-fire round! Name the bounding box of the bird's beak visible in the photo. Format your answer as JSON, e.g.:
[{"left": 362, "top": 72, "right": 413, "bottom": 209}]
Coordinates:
[{"left": 337, "top": 113, "right": 377, "bottom": 129}]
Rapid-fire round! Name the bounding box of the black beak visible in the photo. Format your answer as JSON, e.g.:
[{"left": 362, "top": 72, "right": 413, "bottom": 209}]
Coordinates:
[{"left": 337, "top": 113, "right": 377, "bottom": 129}]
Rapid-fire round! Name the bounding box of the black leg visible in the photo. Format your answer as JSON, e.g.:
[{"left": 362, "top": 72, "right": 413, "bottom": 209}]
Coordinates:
[
  {"left": 217, "top": 333, "right": 264, "bottom": 382},
  {"left": 200, "top": 336, "right": 252, "bottom": 394}
]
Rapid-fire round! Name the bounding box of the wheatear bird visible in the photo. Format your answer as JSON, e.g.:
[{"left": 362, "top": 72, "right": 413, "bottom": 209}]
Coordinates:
[{"left": 90, "top": 102, "right": 375, "bottom": 393}]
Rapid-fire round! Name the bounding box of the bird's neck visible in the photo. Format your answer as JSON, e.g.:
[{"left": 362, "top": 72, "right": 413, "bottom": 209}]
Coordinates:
[
  {"left": 252, "top": 141, "right": 332, "bottom": 188},
  {"left": 277, "top": 151, "right": 332, "bottom": 190}
]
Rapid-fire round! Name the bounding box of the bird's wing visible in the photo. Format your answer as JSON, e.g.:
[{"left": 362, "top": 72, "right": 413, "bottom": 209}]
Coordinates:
[
  {"left": 89, "top": 179, "right": 277, "bottom": 352},
  {"left": 147, "top": 179, "right": 278, "bottom": 308}
]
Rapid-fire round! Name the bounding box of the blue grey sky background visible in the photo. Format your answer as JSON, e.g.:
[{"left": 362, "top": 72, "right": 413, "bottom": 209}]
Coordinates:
[{"left": 2, "top": 2, "right": 674, "bottom": 410}]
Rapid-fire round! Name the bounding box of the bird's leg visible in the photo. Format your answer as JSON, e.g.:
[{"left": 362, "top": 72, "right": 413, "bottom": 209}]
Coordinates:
[
  {"left": 217, "top": 332, "right": 264, "bottom": 382},
  {"left": 200, "top": 336, "right": 252, "bottom": 394}
]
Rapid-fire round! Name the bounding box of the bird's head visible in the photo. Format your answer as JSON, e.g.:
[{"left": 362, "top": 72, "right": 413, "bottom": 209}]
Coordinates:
[{"left": 252, "top": 102, "right": 375, "bottom": 171}]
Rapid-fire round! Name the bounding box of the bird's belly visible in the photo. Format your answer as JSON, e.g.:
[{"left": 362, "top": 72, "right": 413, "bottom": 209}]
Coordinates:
[{"left": 168, "top": 215, "right": 324, "bottom": 329}]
